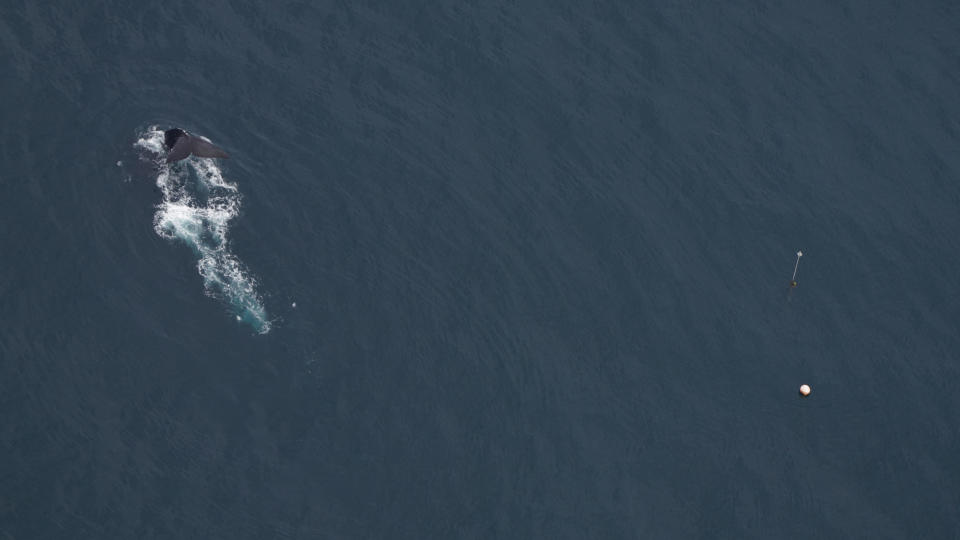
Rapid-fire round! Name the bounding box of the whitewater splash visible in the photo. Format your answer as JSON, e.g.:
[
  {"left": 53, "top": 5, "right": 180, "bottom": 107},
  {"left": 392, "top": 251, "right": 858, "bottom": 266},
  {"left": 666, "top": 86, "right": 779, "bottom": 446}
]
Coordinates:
[{"left": 135, "top": 127, "right": 271, "bottom": 334}]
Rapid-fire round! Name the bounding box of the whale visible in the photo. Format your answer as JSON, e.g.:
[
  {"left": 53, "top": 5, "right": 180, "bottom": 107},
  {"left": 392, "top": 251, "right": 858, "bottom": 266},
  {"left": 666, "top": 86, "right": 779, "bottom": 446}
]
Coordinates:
[{"left": 163, "top": 128, "right": 229, "bottom": 163}]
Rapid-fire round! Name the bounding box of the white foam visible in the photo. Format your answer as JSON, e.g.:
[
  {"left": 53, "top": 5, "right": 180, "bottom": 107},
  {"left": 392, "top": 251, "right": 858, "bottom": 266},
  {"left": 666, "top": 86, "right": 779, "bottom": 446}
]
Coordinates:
[{"left": 136, "top": 127, "right": 271, "bottom": 334}]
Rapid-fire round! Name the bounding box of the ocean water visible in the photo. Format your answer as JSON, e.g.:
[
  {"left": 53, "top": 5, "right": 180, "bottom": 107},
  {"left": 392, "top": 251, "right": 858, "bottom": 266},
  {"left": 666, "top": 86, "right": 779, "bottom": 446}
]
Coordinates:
[{"left": 2, "top": 1, "right": 959, "bottom": 538}]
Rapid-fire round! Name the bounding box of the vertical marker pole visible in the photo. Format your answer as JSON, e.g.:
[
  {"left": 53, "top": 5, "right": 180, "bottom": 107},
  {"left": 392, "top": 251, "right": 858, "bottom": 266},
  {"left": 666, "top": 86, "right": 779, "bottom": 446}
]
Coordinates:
[
  {"left": 789, "top": 250, "right": 803, "bottom": 288},
  {"left": 792, "top": 251, "right": 803, "bottom": 281}
]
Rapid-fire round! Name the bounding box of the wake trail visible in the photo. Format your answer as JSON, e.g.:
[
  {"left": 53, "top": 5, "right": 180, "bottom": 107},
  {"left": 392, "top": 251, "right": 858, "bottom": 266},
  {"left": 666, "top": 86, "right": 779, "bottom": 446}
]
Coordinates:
[{"left": 135, "top": 127, "right": 271, "bottom": 334}]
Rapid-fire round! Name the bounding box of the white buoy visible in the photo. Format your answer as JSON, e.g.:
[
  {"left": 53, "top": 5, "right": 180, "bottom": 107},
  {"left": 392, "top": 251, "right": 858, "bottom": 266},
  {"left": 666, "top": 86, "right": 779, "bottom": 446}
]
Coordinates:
[
  {"left": 292, "top": 302, "right": 297, "bottom": 308},
  {"left": 236, "top": 315, "right": 241, "bottom": 321},
  {"left": 799, "top": 384, "right": 811, "bottom": 397}
]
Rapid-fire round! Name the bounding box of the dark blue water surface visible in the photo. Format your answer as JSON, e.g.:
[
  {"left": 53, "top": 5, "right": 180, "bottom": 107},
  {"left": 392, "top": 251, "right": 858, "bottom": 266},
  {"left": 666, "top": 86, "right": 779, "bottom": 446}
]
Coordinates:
[{"left": 2, "top": 1, "right": 959, "bottom": 538}]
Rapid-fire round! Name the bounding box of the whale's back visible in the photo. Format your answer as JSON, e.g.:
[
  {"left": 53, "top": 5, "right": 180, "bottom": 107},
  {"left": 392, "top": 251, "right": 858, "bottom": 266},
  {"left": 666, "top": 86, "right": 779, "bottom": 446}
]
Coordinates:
[{"left": 163, "top": 129, "right": 229, "bottom": 163}]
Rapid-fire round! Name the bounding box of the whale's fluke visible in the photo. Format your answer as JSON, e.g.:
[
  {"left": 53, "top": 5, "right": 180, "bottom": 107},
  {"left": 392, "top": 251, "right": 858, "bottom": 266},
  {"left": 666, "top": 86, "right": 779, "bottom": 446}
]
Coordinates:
[
  {"left": 164, "top": 128, "right": 229, "bottom": 163},
  {"left": 166, "top": 136, "right": 193, "bottom": 163}
]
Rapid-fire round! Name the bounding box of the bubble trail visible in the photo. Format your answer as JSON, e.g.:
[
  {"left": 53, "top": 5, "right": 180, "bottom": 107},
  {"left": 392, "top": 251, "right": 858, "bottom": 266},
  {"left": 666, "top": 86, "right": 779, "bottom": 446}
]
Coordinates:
[{"left": 135, "top": 127, "right": 271, "bottom": 334}]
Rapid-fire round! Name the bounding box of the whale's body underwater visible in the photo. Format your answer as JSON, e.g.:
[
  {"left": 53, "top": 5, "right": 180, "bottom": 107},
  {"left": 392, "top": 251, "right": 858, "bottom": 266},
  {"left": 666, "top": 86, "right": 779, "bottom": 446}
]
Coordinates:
[{"left": 163, "top": 128, "right": 229, "bottom": 163}]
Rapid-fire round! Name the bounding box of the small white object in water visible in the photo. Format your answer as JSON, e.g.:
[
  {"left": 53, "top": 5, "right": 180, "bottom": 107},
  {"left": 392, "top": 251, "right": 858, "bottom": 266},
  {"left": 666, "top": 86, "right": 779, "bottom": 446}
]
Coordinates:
[
  {"left": 292, "top": 302, "right": 297, "bottom": 308},
  {"left": 236, "top": 315, "right": 241, "bottom": 321},
  {"left": 116, "top": 160, "right": 122, "bottom": 167},
  {"left": 799, "top": 384, "right": 811, "bottom": 397}
]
